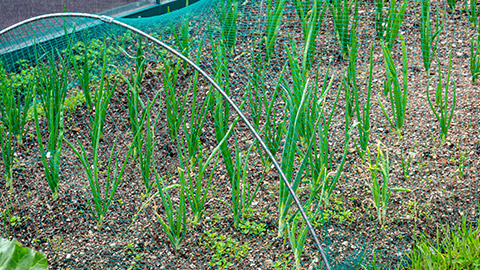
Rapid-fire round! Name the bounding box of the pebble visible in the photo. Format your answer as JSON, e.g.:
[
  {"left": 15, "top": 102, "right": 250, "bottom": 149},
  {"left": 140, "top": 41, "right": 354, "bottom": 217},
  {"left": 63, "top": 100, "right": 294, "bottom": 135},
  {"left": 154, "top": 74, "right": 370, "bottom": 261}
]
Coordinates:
[
  {"left": 66, "top": 254, "right": 72, "bottom": 259},
  {"left": 264, "top": 259, "right": 273, "bottom": 268}
]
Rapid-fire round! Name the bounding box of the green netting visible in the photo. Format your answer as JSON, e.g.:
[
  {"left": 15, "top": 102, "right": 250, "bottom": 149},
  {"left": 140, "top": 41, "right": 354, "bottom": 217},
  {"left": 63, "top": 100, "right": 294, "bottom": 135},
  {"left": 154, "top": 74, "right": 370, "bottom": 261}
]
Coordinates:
[{"left": 1, "top": 0, "right": 479, "bottom": 269}]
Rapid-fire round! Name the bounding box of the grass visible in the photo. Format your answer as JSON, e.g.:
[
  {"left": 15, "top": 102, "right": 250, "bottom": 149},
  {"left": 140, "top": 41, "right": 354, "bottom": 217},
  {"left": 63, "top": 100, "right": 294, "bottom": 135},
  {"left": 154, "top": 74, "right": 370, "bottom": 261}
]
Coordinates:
[{"left": 406, "top": 216, "right": 480, "bottom": 269}]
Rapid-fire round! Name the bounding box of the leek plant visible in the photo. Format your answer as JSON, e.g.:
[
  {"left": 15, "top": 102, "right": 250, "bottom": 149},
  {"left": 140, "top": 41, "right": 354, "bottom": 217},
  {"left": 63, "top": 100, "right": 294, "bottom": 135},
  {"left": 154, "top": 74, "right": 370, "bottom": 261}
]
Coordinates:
[
  {"left": 0, "top": 62, "right": 35, "bottom": 146},
  {"left": 329, "top": 0, "right": 359, "bottom": 60},
  {"left": 420, "top": 0, "right": 443, "bottom": 75},
  {"left": 216, "top": 0, "right": 239, "bottom": 53},
  {"left": 66, "top": 133, "right": 132, "bottom": 231},
  {"left": 264, "top": 0, "right": 286, "bottom": 63},
  {"left": 426, "top": 51, "right": 456, "bottom": 145},
  {"left": 377, "top": 35, "right": 408, "bottom": 138},
  {"left": 364, "top": 144, "right": 411, "bottom": 225},
  {"left": 374, "top": 0, "right": 407, "bottom": 52},
  {"left": 154, "top": 167, "right": 187, "bottom": 250},
  {"left": 33, "top": 53, "right": 71, "bottom": 200},
  {"left": 470, "top": 34, "right": 480, "bottom": 84}
]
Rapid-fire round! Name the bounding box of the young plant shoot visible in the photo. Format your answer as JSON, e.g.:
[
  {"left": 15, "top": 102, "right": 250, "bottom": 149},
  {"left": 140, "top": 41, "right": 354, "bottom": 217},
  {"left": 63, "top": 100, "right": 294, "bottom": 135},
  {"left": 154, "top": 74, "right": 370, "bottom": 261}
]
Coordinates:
[
  {"left": 34, "top": 53, "right": 71, "bottom": 200},
  {"left": 378, "top": 35, "right": 408, "bottom": 138},
  {"left": 364, "top": 143, "right": 411, "bottom": 225},
  {"left": 426, "top": 51, "right": 456, "bottom": 145}
]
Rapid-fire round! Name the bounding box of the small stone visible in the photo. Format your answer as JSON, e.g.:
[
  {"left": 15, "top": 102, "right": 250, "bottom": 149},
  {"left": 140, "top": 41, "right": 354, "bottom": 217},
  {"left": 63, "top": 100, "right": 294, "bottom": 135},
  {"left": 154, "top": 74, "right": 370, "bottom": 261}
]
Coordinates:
[
  {"left": 438, "top": 158, "right": 448, "bottom": 165},
  {"left": 342, "top": 241, "right": 348, "bottom": 246},
  {"left": 66, "top": 254, "right": 72, "bottom": 259},
  {"left": 72, "top": 127, "right": 80, "bottom": 132},
  {"left": 264, "top": 259, "right": 273, "bottom": 268}
]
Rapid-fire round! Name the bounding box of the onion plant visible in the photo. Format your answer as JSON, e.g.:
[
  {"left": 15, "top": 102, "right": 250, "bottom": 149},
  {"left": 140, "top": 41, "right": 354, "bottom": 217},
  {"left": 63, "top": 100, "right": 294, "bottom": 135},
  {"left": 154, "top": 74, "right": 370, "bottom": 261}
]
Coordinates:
[
  {"left": 212, "top": 39, "right": 234, "bottom": 180},
  {"left": 66, "top": 133, "right": 132, "bottom": 231},
  {"left": 310, "top": 112, "right": 353, "bottom": 208},
  {"left": 470, "top": 34, "right": 480, "bottom": 84},
  {"left": 466, "top": 0, "right": 479, "bottom": 29},
  {"left": 293, "top": 0, "right": 327, "bottom": 70},
  {"left": 215, "top": 0, "right": 239, "bottom": 53},
  {"left": 426, "top": 51, "right": 456, "bottom": 145},
  {"left": 230, "top": 143, "right": 263, "bottom": 229},
  {"left": 447, "top": 0, "right": 458, "bottom": 12},
  {"left": 172, "top": 19, "right": 190, "bottom": 69},
  {"left": 72, "top": 41, "right": 93, "bottom": 112},
  {"left": 364, "top": 143, "right": 411, "bottom": 225},
  {"left": 0, "top": 62, "right": 34, "bottom": 193},
  {"left": 162, "top": 57, "right": 186, "bottom": 141},
  {"left": 178, "top": 142, "right": 219, "bottom": 225},
  {"left": 278, "top": 77, "right": 312, "bottom": 237},
  {"left": 342, "top": 28, "right": 359, "bottom": 126},
  {"left": 120, "top": 37, "right": 146, "bottom": 159},
  {"left": 377, "top": 35, "right": 408, "bottom": 138},
  {"left": 0, "top": 127, "right": 14, "bottom": 194},
  {"left": 33, "top": 53, "right": 71, "bottom": 200},
  {"left": 328, "top": 0, "right": 359, "bottom": 60},
  {"left": 277, "top": 37, "right": 340, "bottom": 236},
  {"left": 133, "top": 90, "right": 162, "bottom": 197},
  {"left": 374, "top": 0, "right": 407, "bottom": 52},
  {"left": 183, "top": 54, "right": 209, "bottom": 163},
  {"left": 247, "top": 51, "right": 284, "bottom": 168},
  {"left": 420, "top": 0, "right": 443, "bottom": 76},
  {"left": 287, "top": 213, "right": 309, "bottom": 269},
  {"left": 264, "top": 0, "right": 286, "bottom": 63},
  {"left": 0, "top": 62, "right": 35, "bottom": 146},
  {"left": 352, "top": 44, "right": 374, "bottom": 159},
  {"left": 90, "top": 48, "right": 117, "bottom": 151},
  {"left": 153, "top": 167, "right": 187, "bottom": 250}
]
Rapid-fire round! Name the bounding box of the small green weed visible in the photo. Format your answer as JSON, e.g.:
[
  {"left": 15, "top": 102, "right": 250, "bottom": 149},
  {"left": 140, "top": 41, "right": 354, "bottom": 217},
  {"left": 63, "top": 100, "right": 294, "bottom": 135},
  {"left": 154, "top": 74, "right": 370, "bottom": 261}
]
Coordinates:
[{"left": 200, "top": 229, "right": 250, "bottom": 269}]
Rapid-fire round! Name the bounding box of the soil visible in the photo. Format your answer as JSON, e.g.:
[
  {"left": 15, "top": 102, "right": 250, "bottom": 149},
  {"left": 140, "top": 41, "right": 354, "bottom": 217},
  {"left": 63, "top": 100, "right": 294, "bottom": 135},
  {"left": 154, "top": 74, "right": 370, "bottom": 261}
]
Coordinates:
[{"left": 1, "top": 0, "right": 480, "bottom": 269}]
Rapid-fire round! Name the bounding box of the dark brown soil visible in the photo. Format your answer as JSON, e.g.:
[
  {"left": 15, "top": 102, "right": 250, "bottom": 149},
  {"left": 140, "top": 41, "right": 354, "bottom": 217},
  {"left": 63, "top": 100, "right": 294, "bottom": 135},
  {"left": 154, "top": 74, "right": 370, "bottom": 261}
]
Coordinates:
[{"left": 1, "top": 0, "right": 480, "bottom": 269}]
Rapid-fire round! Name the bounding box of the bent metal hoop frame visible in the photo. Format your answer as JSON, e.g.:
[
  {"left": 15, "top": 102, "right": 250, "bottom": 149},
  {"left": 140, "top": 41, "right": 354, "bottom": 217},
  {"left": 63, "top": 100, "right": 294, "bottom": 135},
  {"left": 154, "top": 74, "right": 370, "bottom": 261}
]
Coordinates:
[{"left": 0, "top": 12, "right": 332, "bottom": 269}]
